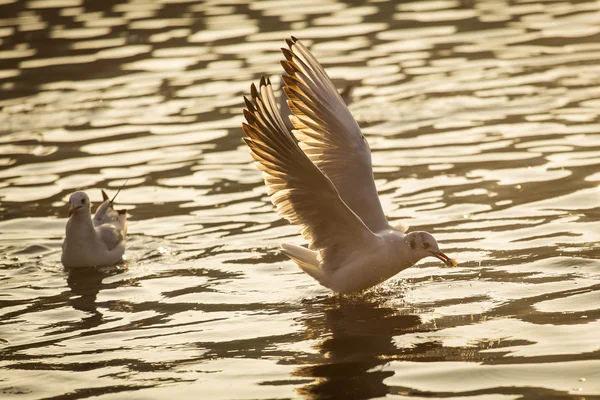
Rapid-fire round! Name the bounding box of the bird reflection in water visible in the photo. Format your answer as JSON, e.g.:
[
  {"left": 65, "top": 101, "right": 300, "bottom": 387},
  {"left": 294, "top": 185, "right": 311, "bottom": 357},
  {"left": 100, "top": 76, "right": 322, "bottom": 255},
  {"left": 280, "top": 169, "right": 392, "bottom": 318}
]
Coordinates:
[
  {"left": 294, "top": 293, "right": 421, "bottom": 399},
  {"left": 66, "top": 266, "right": 125, "bottom": 330}
]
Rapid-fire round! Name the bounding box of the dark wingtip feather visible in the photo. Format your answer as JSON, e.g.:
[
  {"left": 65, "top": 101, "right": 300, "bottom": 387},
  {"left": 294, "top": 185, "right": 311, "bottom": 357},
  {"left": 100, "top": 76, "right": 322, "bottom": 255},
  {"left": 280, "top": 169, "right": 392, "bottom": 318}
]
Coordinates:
[
  {"left": 280, "top": 60, "right": 295, "bottom": 75},
  {"left": 281, "top": 47, "right": 294, "bottom": 61},
  {"left": 117, "top": 209, "right": 126, "bottom": 215},
  {"left": 241, "top": 123, "right": 257, "bottom": 139},
  {"left": 243, "top": 109, "right": 258, "bottom": 127},
  {"left": 259, "top": 75, "right": 266, "bottom": 87},
  {"left": 250, "top": 82, "right": 259, "bottom": 99},
  {"left": 101, "top": 190, "right": 109, "bottom": 202},
  {"left": 243, "top": 96, "right": 254, "bottom": 112}
]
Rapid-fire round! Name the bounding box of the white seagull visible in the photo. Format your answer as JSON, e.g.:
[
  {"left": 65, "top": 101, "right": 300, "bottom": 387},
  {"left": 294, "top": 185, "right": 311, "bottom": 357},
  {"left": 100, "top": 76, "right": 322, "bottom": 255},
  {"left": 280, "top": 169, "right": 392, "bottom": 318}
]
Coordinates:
[
  {"left": 61, "top": 189, "right": 128, "bottom": 268},
  {"left": 242, "top": 37, "right": 456, "bottom": 294}
]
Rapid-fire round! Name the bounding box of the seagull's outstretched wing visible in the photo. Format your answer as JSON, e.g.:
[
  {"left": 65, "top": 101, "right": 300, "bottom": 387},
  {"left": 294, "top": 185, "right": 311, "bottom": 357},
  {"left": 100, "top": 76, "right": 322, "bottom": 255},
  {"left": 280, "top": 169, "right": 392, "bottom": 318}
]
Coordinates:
[
  {"left": 277, "top": 75, "right": 354, "bottom": 133},
  {"left": 242, "top": 77, "right": 377, "bottom": 267},
  {"left": 280, "top": 37, "right": 388, "bottom": 232}
]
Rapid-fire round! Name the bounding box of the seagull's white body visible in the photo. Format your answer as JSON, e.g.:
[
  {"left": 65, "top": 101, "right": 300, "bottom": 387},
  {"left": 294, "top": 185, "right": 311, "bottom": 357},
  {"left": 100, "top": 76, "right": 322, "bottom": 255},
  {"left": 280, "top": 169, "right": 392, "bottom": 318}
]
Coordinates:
[
  {"left": 61, "top": 191, "right": 127, "bottom": 268},
  {"left": 242, "top": 37, "right": 454, "bottom": 294},
  {"left": 282, "top": 228, "right": 418, "bottom": 293}
]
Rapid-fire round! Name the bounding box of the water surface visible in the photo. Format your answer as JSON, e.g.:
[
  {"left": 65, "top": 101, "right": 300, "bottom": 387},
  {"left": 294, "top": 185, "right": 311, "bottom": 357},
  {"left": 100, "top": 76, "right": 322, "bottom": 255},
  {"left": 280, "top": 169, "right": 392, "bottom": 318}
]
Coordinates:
[{"left": 1, "top": 0, "right": 599, "bottom": 399}]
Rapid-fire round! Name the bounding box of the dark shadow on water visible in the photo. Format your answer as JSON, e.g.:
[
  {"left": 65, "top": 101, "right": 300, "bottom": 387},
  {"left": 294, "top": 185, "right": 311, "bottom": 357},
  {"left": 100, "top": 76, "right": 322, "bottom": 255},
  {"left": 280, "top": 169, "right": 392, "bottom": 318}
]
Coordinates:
[
  {"left": 294, "top": 294, "right": 421, "bottom": 400},
  {"left": 290, "top": 280, "right": 600, "bottom": 400},
  {"left": 66, "top": 265, "right": 126, "bottom": 330}
]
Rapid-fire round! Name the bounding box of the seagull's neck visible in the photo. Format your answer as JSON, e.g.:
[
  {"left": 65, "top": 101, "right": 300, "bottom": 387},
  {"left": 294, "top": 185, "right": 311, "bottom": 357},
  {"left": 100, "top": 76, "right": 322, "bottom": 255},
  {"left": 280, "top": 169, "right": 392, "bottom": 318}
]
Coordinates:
[
  {"left": 66, "top": 212, "right": 95, "bottom": 239},
  {"left": 381, "top": 230, "right": 422, "bottom": 269},
  {"left": 396, "top": 241, "right": 419, "bottom": 266}
]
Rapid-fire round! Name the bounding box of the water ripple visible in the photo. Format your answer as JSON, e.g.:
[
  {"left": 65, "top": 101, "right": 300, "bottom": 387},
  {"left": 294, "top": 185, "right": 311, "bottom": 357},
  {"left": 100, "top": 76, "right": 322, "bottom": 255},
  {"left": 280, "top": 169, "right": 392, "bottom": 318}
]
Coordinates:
[{"left": 1, "top": 0, "right": 599, "bottom": 398}]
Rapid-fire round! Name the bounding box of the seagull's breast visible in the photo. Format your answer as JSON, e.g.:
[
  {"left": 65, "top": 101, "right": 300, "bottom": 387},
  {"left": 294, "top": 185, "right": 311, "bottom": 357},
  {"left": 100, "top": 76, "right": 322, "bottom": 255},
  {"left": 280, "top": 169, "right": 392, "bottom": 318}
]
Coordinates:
[
  {"left": 62, "top": 219, "right": 125, "bottom": 268},
  {"left": 326, "top": 231, "right": 411, "bottom": 293}
]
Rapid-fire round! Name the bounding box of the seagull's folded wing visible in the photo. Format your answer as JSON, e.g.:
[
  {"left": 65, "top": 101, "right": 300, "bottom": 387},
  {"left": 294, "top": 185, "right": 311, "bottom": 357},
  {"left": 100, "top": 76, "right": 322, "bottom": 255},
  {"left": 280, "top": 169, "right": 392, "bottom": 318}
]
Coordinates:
[
  {"left": 93, "top": 199, "right": 116, "bottom": 227},
  {"left": 94, "top": 191, "right": 127, "bottom": 235},
  {"left": 243, "top": 78, "right": 377, "bottom": 266},
  {"left": 280, "top": 37, "right": 388, "bottom": 232},
  {"left": 97, "top": 224, "right": 124, "bottom": 251}
]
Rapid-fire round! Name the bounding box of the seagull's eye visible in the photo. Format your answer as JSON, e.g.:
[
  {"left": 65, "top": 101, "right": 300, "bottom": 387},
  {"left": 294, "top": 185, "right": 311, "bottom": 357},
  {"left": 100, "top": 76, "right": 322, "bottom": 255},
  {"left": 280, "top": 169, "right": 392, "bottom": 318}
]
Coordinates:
[
  {"left": 423, "top": 242, "right": 430, "bottom": 249},
  {"left": 81, "top": 198, "right": 85, "bottom": 204}
]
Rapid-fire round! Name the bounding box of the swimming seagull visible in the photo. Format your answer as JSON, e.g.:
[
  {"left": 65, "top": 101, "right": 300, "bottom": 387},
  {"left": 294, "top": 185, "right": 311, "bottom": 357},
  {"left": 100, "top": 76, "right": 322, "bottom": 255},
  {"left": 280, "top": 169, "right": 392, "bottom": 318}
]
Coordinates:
[
  {"left": 241, "top": 37, "right": 456, "bottom": 294},
  {"left": 61, "top": 189, "right": 128, "bottom": 268}
]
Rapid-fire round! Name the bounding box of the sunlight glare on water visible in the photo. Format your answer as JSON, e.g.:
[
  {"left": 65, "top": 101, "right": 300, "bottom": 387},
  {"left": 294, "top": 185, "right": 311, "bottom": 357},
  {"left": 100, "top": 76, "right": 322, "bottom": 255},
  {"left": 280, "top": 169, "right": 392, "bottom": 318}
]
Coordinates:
[{"left": 0, "top": 0, "right": 599, "bottom": 399}]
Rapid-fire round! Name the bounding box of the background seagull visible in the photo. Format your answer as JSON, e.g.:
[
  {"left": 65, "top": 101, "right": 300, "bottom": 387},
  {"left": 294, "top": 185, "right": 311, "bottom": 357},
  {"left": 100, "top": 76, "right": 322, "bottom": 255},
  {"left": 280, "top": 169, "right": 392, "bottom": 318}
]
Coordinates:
[
  {"left": 61, "top": 189, "right": 127, "bottom": 268},
  {"left": 242, "top": 37, "right": 456, "bottom": 294}
]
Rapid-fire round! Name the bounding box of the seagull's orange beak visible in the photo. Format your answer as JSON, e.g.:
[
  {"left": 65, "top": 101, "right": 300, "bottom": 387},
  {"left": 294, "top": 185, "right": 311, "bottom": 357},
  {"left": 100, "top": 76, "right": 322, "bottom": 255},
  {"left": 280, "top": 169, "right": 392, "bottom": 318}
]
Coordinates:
[
  {"left": 69, "top": 205, "right": 81, "bottom": 216},
  {"left": 429, "top": 250, "right": 454, "bottom": 267}
]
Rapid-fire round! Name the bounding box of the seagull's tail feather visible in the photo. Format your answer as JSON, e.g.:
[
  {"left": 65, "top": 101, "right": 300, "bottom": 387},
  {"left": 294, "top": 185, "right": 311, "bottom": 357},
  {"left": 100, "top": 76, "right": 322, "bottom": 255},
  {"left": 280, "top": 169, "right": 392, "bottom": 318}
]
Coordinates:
[
  {"left": 117, "top": 212, "right": 128, "bottom": 239},
  {"left": 281, "top": 243, "right": 325, "bottom": 283}
]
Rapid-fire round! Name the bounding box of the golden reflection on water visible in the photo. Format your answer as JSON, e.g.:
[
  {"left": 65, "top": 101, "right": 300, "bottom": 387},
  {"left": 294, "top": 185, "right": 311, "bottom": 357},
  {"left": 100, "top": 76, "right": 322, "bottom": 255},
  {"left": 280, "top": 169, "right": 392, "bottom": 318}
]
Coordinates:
[{"left": 0, "top": 0, "right": 600, "bottom": 398}]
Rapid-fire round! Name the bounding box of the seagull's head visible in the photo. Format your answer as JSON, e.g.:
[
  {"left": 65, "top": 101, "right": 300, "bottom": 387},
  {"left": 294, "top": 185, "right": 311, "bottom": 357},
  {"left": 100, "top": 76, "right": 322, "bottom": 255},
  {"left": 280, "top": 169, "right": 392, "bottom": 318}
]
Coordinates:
[
  {"left": 68, "top": 191, "right": 91, "bottom": 217},
  {"left": 405, "top": 231, "right": 454, "bottom": 267}
]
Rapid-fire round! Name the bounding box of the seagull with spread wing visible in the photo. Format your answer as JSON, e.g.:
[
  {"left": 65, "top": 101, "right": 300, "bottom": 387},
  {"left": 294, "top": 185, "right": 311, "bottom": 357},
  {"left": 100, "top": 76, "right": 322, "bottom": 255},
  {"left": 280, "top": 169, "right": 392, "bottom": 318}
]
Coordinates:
[
  {"left": 242, "top": 37, "right": 455, "bottom": 294},
  {"left": 61, "top": 189, "right": 127, "bottom": 268}
]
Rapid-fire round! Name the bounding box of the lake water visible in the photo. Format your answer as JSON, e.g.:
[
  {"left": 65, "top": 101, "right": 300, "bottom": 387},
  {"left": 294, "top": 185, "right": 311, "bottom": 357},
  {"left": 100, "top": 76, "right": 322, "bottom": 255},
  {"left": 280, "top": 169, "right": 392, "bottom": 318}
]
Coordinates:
[{"left": 1, "top": 0, "right": 599, "bottom": 399}]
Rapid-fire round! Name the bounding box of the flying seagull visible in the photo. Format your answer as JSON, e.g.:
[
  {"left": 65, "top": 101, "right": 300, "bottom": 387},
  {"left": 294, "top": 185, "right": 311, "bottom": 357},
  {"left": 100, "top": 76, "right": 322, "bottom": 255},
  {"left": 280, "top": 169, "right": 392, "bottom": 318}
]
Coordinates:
[
  {"left": 61, "top": 189, "right": 127, "bottom": 268},
  {"left": 242, "top": 37, "right": 456, "bottom": 294}
]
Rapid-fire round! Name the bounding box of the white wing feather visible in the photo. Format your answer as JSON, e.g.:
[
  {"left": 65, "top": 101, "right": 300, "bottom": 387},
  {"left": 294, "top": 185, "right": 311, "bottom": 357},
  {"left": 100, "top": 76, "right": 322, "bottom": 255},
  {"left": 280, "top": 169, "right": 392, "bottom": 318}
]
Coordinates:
[
  {"left": 93, "top": 190, "right": 127, "bottom": 238},
  {"left": 280, "top": 37, "right": 389, "bottom": 232},
  {"left": 242, "top": 77, "right": 377, "bottom": 269},
  {"left": 97, "top": 224, "right": 124, "bottom": 251},
  {"left": 93, "top": 191, "right": 127, "bottom": 252}
]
